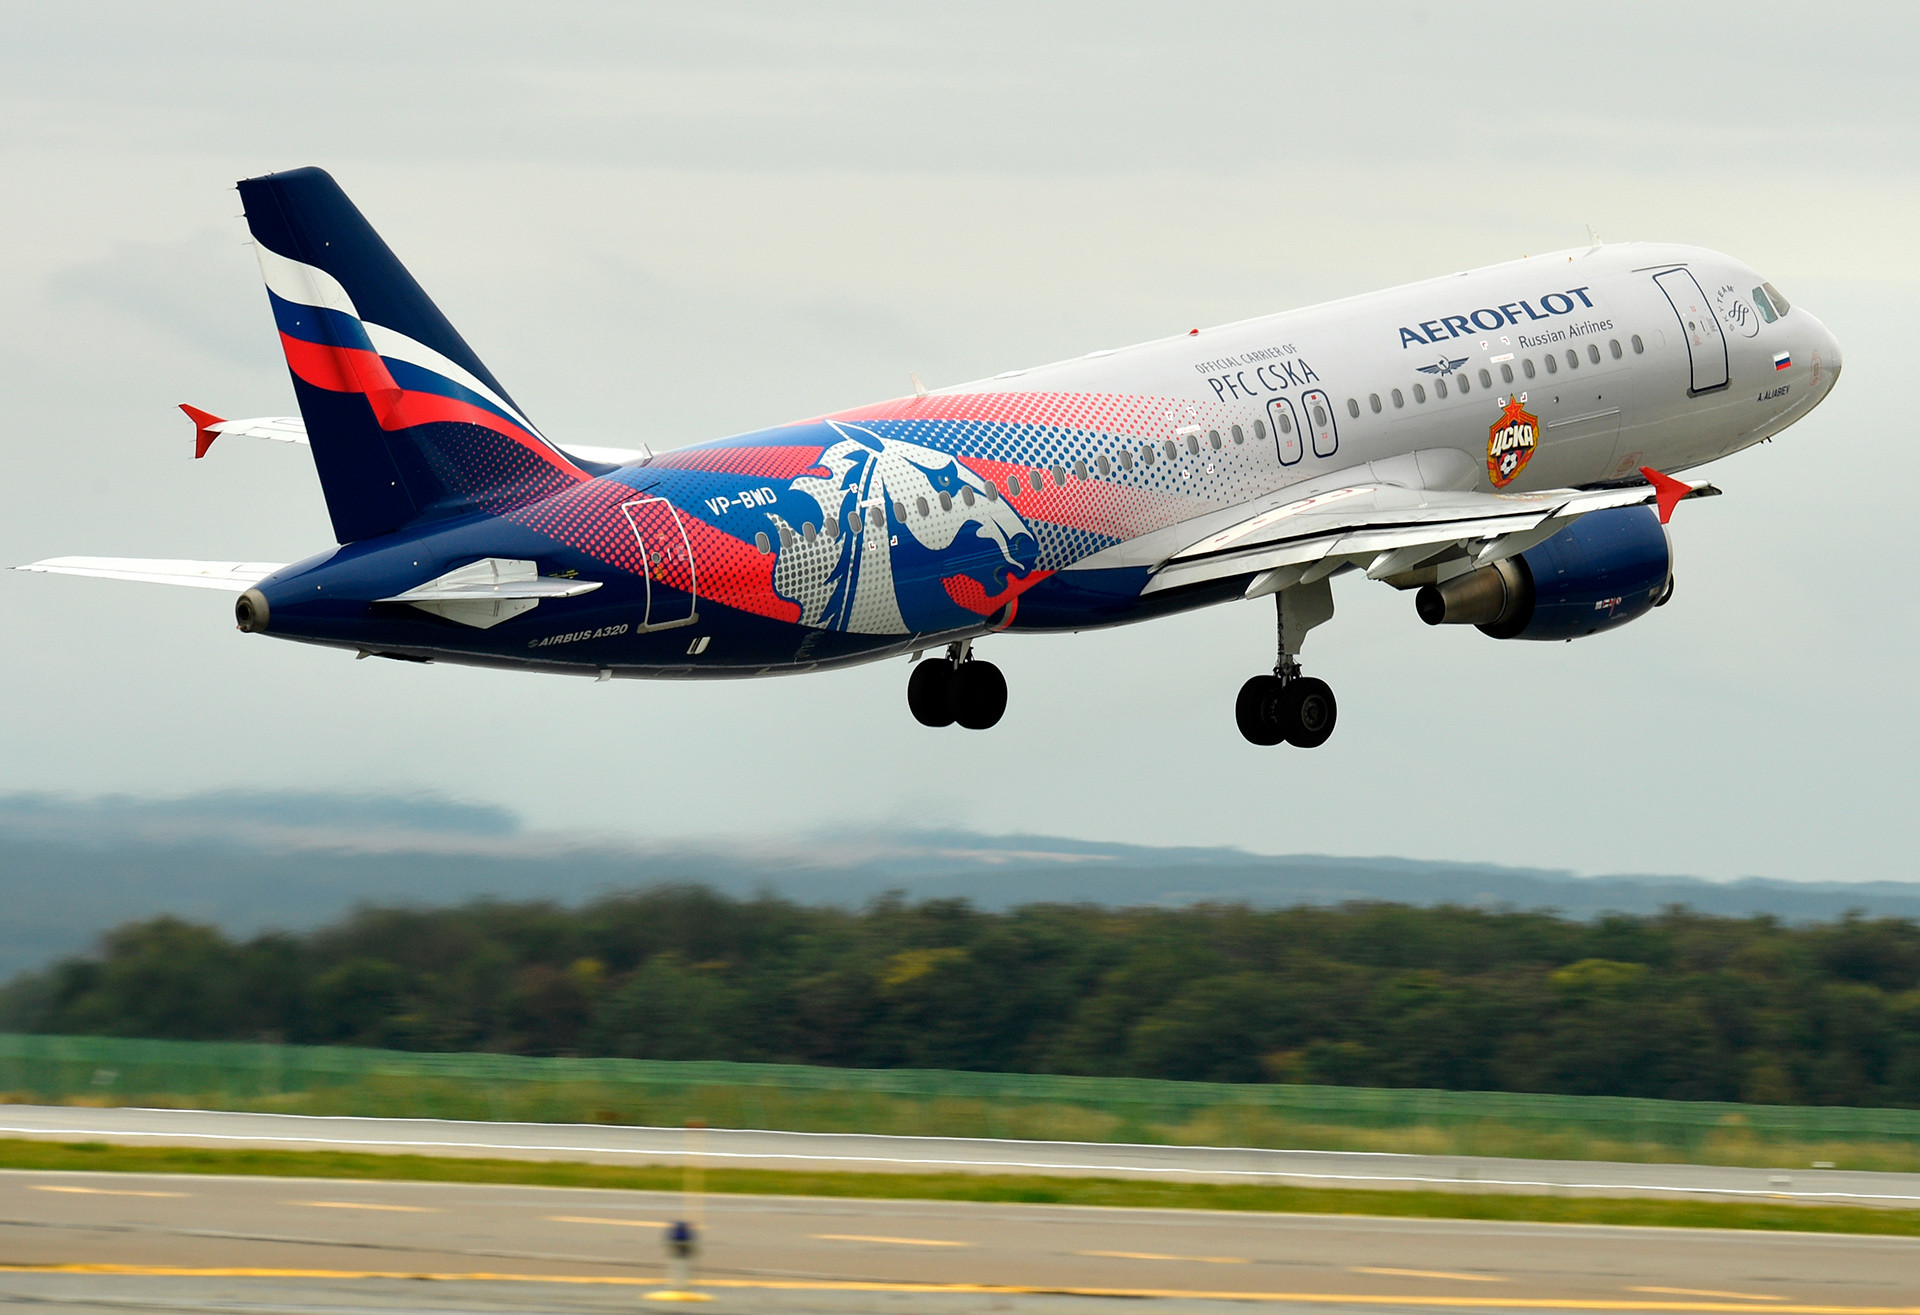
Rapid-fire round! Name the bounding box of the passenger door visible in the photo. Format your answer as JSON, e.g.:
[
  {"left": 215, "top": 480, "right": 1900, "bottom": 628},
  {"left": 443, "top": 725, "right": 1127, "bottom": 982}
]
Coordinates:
[
  {"left": 620, "top": 496, "right": 699, "bottom": 631},
  {"left": 1653, "top": 268, "right": 1729, "bottom": 395}
]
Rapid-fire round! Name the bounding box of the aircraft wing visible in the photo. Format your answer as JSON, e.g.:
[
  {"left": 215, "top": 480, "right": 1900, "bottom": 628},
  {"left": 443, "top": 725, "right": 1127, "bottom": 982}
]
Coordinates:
[
  {"left": 1144, "top": 477, "right": 1715, "bottom": 597},
  {"left": 181, "top": 408, "right": 652, "bottom": 468},
  {"left": 14, "top": 557, "right": 287, "bottom": 590}
]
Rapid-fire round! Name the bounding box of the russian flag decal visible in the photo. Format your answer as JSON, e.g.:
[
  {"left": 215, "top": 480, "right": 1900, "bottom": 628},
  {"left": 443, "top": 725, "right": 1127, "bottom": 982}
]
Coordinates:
[{"left": 1773, "top": 351, "right": 1793, "bottom": 371}]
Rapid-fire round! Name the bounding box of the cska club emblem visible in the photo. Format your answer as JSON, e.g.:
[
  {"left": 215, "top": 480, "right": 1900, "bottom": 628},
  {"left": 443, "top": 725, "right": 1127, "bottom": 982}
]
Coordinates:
[{"left": 1487, "top": 396, "right": 1538, "bottom": 488}]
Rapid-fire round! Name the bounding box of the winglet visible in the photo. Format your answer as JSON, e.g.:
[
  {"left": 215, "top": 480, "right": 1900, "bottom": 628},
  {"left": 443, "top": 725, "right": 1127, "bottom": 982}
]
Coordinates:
[
  {"left": 1638, "top": 466, "right": 1691, "bottom": 524},
  {"left": 180, "top": 404, "right": 225, "bottom": 459}
]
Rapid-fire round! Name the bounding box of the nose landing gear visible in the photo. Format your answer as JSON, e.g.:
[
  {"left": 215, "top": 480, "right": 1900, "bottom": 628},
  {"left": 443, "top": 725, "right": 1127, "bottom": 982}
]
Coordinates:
[
  {"left": 908, "top": 641, "right": 1007, "bottom": 730},
  {"left": 1236, "top": 579, "right": 1338, "bottom": 748}
]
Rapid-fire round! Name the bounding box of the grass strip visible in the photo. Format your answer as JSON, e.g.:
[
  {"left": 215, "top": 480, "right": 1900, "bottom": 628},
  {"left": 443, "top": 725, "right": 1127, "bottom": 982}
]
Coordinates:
[{"left": 0, "top": 1138, "right": 1914, "bottom": 1237}]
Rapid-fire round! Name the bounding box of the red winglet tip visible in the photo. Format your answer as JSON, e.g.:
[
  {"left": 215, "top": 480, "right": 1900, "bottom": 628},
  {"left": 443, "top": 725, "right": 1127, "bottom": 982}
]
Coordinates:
[
  {"left": 1639, "top": 465, "right": 1689, "bottom": 524},
  {"left": 180, "top": 404, "right": 224, "bottom": 459}
]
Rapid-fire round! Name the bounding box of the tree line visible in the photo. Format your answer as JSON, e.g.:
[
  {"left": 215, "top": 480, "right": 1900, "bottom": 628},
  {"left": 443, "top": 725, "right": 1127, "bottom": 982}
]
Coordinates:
[{"left": 2, "top": 888, "right": 1917, "bottom": 1107}]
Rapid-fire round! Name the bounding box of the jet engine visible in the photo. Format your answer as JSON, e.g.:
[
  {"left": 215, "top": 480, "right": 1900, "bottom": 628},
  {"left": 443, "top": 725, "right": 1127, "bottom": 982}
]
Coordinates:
[{"left": 1414, "top": 505, "right": 1672, "bottom": 641}]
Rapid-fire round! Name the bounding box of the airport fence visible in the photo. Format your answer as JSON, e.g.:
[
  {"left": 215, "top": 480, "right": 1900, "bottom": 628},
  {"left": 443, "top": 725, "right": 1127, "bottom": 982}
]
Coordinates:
[{"left": 2, "top": 1032, "right": 1918, "bottom": 1169}]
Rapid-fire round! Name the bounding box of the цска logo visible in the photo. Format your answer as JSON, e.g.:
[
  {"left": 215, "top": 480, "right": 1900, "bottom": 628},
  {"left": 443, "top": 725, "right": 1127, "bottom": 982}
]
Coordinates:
[{"left": 1487, "top": 397, "right": 1538, "bottom": 488}]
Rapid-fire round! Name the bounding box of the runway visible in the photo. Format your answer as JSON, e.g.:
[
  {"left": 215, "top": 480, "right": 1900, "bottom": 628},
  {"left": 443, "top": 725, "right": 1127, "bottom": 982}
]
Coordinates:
[
  {"left": 0, "top": 1168, "right": 1916, "bottom": 1313},
  {"left": 0, "top": 1104, "right": 1916, "bottom": 1206}
]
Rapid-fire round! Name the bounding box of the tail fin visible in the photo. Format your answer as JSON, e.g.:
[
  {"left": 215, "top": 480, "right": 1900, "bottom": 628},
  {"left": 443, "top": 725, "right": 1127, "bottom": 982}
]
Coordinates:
[{"left": 237, "top": 167, "right": 586, "bottom": 543}]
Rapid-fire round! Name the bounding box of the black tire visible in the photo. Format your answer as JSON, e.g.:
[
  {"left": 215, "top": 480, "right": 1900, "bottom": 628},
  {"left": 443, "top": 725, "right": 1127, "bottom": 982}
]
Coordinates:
[
  {"left": 951, "top": 660, "right": 1008, "bottom": 730},
  {"left": 1282, "top": 676, "right": 1337, "bottom": 749},
  {"left": 1235, "top": 675, "right": 1287, "bottom": 746},
  {"left": 907, "top": 658, "right": 957, "bottom": 727}
]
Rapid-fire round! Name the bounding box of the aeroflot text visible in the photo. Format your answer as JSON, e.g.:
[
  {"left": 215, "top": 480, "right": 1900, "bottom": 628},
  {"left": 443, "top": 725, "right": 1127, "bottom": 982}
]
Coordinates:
[{"left": 1399, "top": 288, "right": 1595, "bottom": 349}]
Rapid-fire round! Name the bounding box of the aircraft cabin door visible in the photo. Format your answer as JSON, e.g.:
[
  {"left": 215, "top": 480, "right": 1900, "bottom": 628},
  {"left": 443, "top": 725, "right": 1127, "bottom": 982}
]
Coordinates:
[
  {"left": 1267, "top": 396, "right": 1303, "bottom": 465},
  {"left": 620, "top": 496, "right": 699, "bottom": 631},
  {"left": 1652, "top": 268, "right": 1729, "bottom": 395}
]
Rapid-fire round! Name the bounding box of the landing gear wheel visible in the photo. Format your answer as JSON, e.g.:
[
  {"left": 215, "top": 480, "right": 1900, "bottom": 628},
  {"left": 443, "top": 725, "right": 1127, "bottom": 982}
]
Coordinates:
[
  {"left": 907, "top": 658, "right": 957, "bottom": 727},
  {"left": 1282, "top": 677, "right": 1337, "bottom": 749},
  {"left": 1235, "top": 675, "right": 1287, "bottom": 746},
  {"left": 951, "top": 660, "right": 1008, "bottom": 730}
]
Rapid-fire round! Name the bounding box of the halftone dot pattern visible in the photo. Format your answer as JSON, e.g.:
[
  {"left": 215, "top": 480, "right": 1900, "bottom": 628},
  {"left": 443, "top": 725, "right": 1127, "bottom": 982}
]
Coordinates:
[
  {"left": 420, "top": 422, "right": 581, "bottom": 515},
  {"left": 649, "top": 445, "right": 827, "bottom": 481},
  {"left": 503, "top": 475, "right": 799, "bottom": 624}
]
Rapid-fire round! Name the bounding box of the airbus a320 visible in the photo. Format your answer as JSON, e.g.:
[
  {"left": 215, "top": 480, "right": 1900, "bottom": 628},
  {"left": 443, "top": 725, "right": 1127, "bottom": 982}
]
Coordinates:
[{"left": 21, "top": 168, "right": 1841, "bottom": 746}]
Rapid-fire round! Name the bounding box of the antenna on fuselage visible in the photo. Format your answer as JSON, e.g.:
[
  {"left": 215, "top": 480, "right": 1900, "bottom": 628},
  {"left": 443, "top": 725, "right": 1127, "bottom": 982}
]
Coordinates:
[
  {"left": 1586, "top": 224, "right": 1603, "bottom": 250},
  {"left": 910, "top": 372, "right": 929, "bottom": 399}
]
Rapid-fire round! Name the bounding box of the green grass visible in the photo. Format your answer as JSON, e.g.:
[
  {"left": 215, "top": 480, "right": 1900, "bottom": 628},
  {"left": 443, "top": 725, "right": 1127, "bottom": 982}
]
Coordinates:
[{"left": 1, "top": 1138, "right": 1914, "bottom": 1237}]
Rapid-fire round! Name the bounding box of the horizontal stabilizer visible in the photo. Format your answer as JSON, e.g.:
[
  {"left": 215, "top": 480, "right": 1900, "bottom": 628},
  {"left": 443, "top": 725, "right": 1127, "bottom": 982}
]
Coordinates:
[
  {"left": 378, "top": 557, "right": 600, "bottom": 629},
  {"left": 14, "top": 557, "right": 286, "bottom": 590},
  {"left": 180, "top": 411, "right": 652, "bottom": 468}
]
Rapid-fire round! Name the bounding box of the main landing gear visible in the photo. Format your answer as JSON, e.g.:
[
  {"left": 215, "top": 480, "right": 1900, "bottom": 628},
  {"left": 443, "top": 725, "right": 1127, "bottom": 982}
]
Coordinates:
[
  {"left": 908, "top": 640, "right": 1007, "bottom": 731},
  {"left": 1235, "top": 578, "right": 1339, "bottom": 748}
]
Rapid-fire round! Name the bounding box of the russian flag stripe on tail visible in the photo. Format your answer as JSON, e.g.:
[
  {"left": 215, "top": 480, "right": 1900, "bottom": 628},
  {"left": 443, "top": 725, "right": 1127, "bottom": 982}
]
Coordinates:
[{"left": 238, "top": 167, "right": 586, "bottom": 544}]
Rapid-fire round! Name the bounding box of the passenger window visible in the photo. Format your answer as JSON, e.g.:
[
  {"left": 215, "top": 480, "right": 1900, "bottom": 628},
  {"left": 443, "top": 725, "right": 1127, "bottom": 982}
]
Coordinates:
[
  {"left": 1763, "top": 281, "right": 1790, "bottom": 314},
  {"left": 1207, "top": 429, "right": 1222, "bottom": 449},
  {"left": 1587, "top": 344, "right": 1600, "bottom": 365},
  {"left": 960, "top": 487, "right": 976, "bottom": 507},
  {"left": 1276, "top": 410, "right": 1292, "bottom": 433},
  {"left": 869, "top": 505, "right": 885, "bottom": 527},
  {"left": 1231, "top": 424, "right": 1245, "bottom": 444},
  {"left": 1609, "top": 338, "right": 1623, "bottom": 359},
  {"left": 1522, "top": 358, "right": 1537, "bottom": 378},
  {"left": 1751, "top": 286, "right": 1777, "bottom": 323},
  {"left": 1478, "top": 368, "right": 1492, "bottom": 389},
  {"left": 1071, "top": 459, "right": 1086, "bottom": 480},
  {"left": 1312, "top": 403, "right": 1328, "bottom": 424},
  {"left": 1631, "top": 334, "right": 1644, "bottom": 353},
  {"left": 1096, "top": 454, "right": 1111, "bottom": 476},
  {"left": 1413, "top": 383, "right": 1426, "bottom": 403},
  {"left": 755, "top": 531, "right": 771, "bottom": 553},
  {"left": 1565, "top": 349, "right": 1578, "bottom": 370},
  {"left": 938, "top": 492, "right": 953, "bottom": 512},
  {"left": 1052, "top": 464, "right": 1068, "bottom": 485},
  {"left": 779, "top": 526, "right": 796, "bottom": 550},
  {"left": 1032, "top": 468, "right": 1047, "bottom": 488},
  {"left": 1391, "top": 388, "right": 1405, "bottom": 408},
  {"left": 980, "top": 482, "right": 998, "bottom": 502},
  {"left": 1368, "top": 394, "right": 1382, "bottom": 414},
  {"left": 1456, "top": 373, "right": 1470, "bottom": 394},
  {"left": 1184, "top": 435, "right": 1199, "bottom": 455},
  {"left": 914, "top": 498, "right": 929, "bottom": 517},
  {"left": 1544, "top": 354, "right": 1558, "bottom": 374},
  {"left": 803, "top": 521, "right": 818, "bottom": 540},
  {"left": 1164, "top": 440, "right": 1178, "bottom": 459},
  {"left": 1500, "top": 363, "right": 1514, "bottom": 384},
  {"left": 1254, "top": 419, "right": 1268, "bottom": 439},
  {"left": 1435, "top": 378, "right": 1448, "bottom": 398},
  {"left": 1142, "top": 445, "right": 1156, "bottom": 465},
  {"left": 1005, "top": 475, "right": 1021, "bottom": 496},
  {"left": 1117, "top": 449, "right": 1133, "bottom": 470},
  {"left": 894, "top": 500, "right": 908, "bottom": 521},
  {"left": 1346, "top": 398, "right": 1360, "bottom": 418}
]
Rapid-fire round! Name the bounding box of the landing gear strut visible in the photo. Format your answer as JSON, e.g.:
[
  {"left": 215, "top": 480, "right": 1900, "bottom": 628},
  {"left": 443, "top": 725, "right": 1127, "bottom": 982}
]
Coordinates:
[
  {"left": 1236, "top": 580, "right": 1338, "bottom": 748},
  {"left": 908, "top": 641, "right": 1007, "bottom": 731}
]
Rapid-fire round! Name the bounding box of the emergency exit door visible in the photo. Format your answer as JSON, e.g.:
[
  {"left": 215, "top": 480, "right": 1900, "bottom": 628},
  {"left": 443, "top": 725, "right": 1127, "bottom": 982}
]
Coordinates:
[
  {"left": 620, "top": 497, "right": 699, "bottom": 631},
  {"left": 1653, "top": 267, "right": 1729, "bottom": 395}
]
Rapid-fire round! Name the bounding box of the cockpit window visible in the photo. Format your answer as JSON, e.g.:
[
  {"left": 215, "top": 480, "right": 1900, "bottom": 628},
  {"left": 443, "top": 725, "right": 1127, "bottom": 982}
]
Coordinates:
[
  {"left": 1763, "top": 281, "right": 1791, "bottom": 316},
  {"left": 1751, "top": 286, "right": 1777, "bottom": 323}
]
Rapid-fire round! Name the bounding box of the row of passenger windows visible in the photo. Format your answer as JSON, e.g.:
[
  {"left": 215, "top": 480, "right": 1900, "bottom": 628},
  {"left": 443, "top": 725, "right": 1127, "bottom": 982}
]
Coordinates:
[
  {"left": 751, "top": 334, "right": 1651, "bottom": 551},
  {"left": 750, "top": 425, "right": 1271, "bottom": 552},
  {"left": 1351, "top": 335, "right": 1644, "bottom": 416}
]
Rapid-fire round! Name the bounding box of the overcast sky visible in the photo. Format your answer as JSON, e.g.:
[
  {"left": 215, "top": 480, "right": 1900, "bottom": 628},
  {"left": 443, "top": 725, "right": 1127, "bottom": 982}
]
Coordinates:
[{"left": 1, "top": 2, "right": 1915, "bottom": 883}]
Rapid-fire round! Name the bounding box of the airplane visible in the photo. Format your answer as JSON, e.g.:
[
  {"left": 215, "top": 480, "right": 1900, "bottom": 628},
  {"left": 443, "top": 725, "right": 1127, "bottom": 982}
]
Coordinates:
[{"left": 20, "top": 167, "right": 1841, "bottom": 747}]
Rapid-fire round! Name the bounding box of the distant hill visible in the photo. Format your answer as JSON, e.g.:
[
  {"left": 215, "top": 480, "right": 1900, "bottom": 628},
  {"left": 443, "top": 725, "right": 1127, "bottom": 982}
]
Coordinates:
[{"left": 0, "top": 791, "right": 1915, "bottom": 977}]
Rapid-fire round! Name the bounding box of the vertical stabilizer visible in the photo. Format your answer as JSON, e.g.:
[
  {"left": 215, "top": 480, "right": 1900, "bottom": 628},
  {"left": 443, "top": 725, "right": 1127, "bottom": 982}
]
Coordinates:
[{"left": 237, "top": 167, "right": 586, "bottom": 543}]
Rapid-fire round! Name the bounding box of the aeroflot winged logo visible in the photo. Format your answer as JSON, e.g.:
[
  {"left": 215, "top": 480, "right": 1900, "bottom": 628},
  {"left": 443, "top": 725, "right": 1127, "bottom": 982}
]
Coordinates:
[{"left": 1488, "top": 397, "right": 1538, "bottom": 488}]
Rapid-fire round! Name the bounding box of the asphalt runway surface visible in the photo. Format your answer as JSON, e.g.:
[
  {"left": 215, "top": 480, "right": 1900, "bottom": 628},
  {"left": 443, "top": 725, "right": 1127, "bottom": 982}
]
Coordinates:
[
  {"left": 0, "top": 1168, "right": 1916, "bottom": 1314},
  {"left": 1, "top": 1105, "right": 1917, "bottom": 1206}
]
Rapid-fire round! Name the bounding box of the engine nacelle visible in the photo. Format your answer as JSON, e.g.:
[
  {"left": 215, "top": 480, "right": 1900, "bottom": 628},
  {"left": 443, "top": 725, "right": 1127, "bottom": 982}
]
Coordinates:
[{"left": 1414, "top": 505, "right": 1672, "bottom": 641}]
